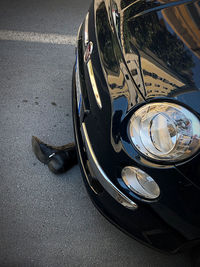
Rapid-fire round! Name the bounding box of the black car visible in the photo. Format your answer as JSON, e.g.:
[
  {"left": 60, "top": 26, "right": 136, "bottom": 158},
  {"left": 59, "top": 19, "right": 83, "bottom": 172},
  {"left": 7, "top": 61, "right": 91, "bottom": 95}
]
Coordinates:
[{"left": 72, "top": 0, "right": 200, "bottom": 253}]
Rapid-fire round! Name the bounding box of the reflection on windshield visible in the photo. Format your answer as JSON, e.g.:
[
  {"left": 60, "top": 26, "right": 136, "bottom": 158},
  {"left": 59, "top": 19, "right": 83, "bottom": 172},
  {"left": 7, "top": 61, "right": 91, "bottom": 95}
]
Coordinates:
[{"left": 161, "top": 2, "right": 200, "bottom": 59}]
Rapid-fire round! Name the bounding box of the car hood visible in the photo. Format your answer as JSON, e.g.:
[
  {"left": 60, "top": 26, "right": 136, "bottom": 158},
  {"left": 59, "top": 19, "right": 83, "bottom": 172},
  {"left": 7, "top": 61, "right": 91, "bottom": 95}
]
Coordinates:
[{"left": 111, "top": 0, "right": 200, "bottom": 113}]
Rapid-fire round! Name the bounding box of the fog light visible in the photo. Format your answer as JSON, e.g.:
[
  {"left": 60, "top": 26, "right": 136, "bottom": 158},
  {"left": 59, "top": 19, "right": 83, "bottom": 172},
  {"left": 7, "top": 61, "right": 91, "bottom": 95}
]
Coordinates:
[{"left": 121, "top": 167, "right": 160, "bottom": 199}]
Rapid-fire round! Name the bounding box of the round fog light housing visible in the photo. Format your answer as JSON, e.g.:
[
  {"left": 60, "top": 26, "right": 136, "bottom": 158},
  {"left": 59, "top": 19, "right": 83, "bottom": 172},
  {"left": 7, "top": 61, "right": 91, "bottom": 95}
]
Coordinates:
[{"left": 121, "top": 167, "right": 160, "bottom": 200}]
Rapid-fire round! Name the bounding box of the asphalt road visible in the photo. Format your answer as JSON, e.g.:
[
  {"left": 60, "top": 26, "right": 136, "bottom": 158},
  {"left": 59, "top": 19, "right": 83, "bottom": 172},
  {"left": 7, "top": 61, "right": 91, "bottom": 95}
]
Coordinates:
[{"left": 0, "top": 0, "right": 196, "bottom": 266}]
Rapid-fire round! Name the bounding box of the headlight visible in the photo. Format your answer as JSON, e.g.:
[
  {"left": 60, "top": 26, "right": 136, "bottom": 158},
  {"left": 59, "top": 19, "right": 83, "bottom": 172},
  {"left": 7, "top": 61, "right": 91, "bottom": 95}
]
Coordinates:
[
  {"left": 122, "top": 167, "right": 160, "bottom": 199},
  {"left": 129, "top": 102, "right": 200, "bottom": 162}
]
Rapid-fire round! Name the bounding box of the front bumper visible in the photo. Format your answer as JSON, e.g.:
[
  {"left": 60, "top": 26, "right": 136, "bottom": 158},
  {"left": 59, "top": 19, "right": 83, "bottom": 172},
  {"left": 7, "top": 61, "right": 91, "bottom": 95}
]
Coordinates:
[{"left": 81, "top": 121, "right": 137, "bottom": 210}]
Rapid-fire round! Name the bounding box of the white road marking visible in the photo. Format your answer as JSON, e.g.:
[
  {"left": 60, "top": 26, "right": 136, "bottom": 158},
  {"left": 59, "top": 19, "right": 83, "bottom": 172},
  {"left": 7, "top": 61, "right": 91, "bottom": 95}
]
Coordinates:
[{"left": 0, "top": 30, "right": 76, "bottom": 45}]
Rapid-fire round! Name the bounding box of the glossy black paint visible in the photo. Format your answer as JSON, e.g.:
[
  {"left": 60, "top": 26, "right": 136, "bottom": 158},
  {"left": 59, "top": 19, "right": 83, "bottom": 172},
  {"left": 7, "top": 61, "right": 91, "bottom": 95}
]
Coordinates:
[
  {"left": 73, "top": 0, "right": 200, "bottom": 251},
  {"left": 72, "top": 65, "right": 187, "bottom": 252}
]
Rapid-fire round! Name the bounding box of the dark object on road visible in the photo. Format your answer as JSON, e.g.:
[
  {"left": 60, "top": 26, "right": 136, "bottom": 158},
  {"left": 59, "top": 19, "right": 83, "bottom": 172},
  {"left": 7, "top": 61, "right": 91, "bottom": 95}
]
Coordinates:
[
  {"left": 32, "top": 136, "right": 77, "bottom": 174},
  {"left": 72, "top": 0, "right": 200, "bottom": 253}
]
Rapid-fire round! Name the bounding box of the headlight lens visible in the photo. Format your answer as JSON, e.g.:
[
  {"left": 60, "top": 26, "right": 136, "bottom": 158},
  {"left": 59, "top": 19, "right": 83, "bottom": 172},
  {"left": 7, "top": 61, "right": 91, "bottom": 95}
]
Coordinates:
[
  {"left": 129, "top": 102, "right": 200, "bottom": 162},
  {"left": 122, "top": 167, "right": 160, "bottom": 199}
]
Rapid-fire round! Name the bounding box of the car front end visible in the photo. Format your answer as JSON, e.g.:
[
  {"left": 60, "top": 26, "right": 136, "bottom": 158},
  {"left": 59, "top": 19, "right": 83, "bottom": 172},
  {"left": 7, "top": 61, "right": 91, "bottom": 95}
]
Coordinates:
[{"left": 72, "top": 0, "right": 200, "bottom": 252}]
